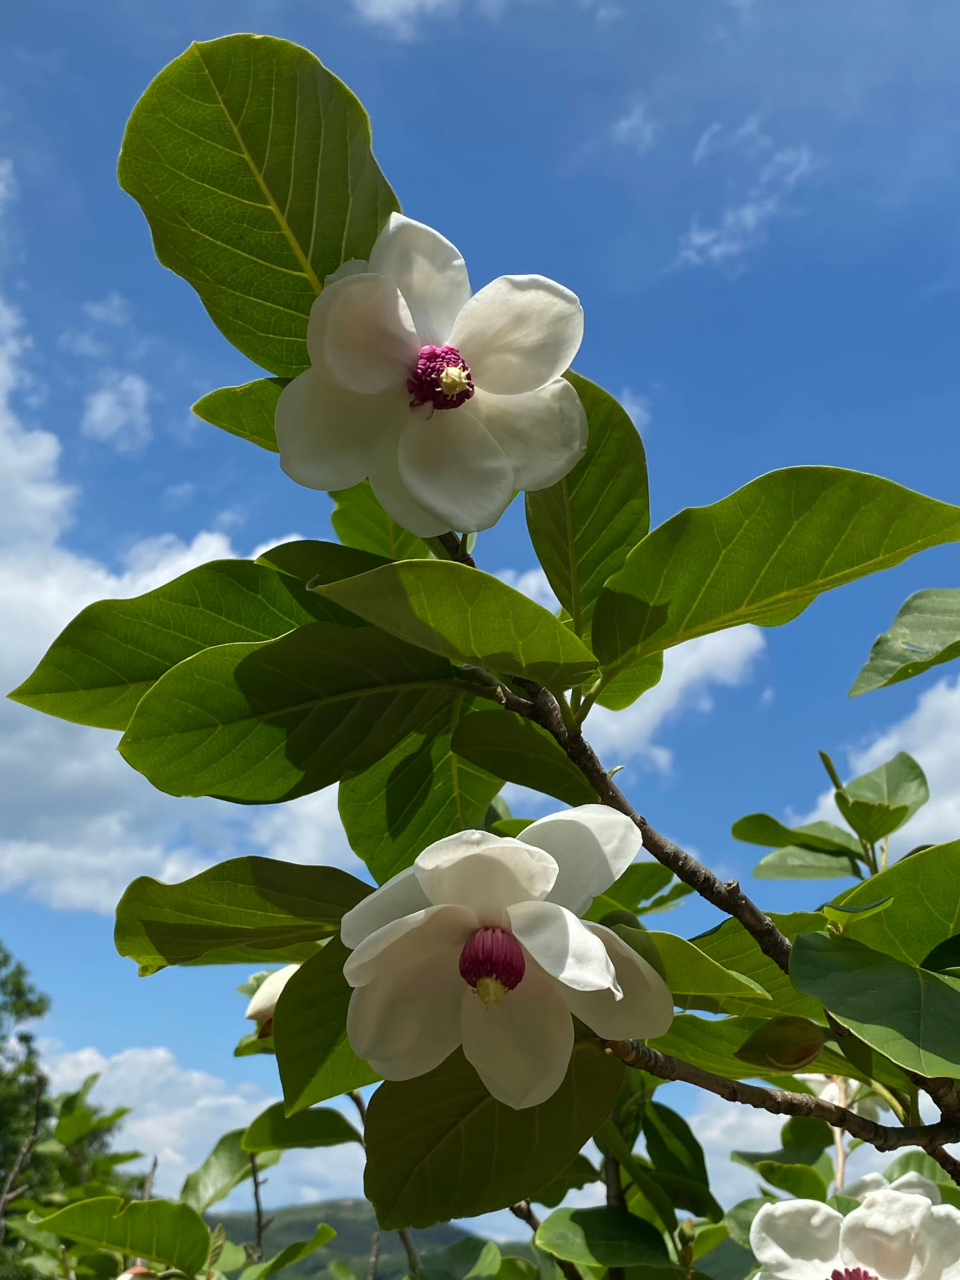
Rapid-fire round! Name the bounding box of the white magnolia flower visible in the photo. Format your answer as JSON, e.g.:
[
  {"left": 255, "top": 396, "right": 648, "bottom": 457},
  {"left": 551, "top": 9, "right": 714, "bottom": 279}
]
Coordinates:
[
  {"left": 338, "top": 806, "right": 674, "bottom": 1110},
  {"left": 245, "top": 964, "right": 299, "bottom": 1036},
  {"left": 750, "top": 1189, "right": 960, "bottom": 1280},
  {"left": 798, "top": 1074, "right": 889, "bottom": 1123},
  {"left": 275, "top": 214, "right": 589, "bottom": 535},
  {"left": 845, "top": 1172, "right": 942, "bottom": 1205}
]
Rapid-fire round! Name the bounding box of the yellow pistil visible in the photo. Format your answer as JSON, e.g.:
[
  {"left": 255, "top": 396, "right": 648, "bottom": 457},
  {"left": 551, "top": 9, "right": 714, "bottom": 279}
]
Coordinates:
[
  {"left": 475, "top": 976, "right": 507, "bottom": 1006},
  {"left": 438, "top": 364, "right": 471, "bottom": 399}
]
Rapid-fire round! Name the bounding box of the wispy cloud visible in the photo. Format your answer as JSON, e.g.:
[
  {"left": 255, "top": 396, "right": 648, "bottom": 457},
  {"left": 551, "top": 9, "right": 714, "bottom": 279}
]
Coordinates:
[
  {"left": 612, "top": 103, "right": 660, "bottom": 155},
  {"left": 618, "top": 387, "right": 652, "bottom": 432},
  {"left": 81, "top": 369, "right": 152, "bottom": 452}
]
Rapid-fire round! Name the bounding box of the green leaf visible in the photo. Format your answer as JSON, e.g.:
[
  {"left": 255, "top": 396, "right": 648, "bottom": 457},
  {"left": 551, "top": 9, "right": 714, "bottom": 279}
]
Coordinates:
[
  {"left": 754, "top": 846, "right": 862, "bottom": 880},
  {"left": 731, "top": 814, "right": 862, "bottom": 857},
  {"left": 780, "top": 1115, "right": 834, "bottom": 1153},
  {"left": 832, "top": 839, "right": 960, "bottom": 964},
  {"left": 694, "top": 1239, "right": 755, "bottom": 1280},
  {"left": 723, "top": 1197, "right": 773, "bottom": 1249},
  {"left": 645, "top": 933, "right": 771, "bottom": 1008},
  {"left": 535, "top": 1207, "right": 668, "bottom": 1268},
  {"left": 595, "top": 653, "right": 663, "bottom": 713},
  {"left": 39, "top": 1198, "right": 210, "bottom": 1274},
  {"left": 753, "top": 1161, "right": 827, "bottom": 1201},
  {"left": 192, "top": 378, "right": 285, "bottom": 451},
  {"left": 274, "top": 938, "right": 380, "bottom": 1113},
  {"left": 239, "top": 1225, "right": 337, "bottom": 1280},
  {"left": 118, "top": 621, "right": 481, "bottom": 803},
  {"left": 331, "top": 480, "right": 434, "bottom": 560},
  {"left": 822, "top": 897, "right": 893, "bottom": 931},
  {"left": 8, "top": 559, "right": 360, "bottom": 731},
  {"left": 850, "top": 588, "right": 960, "bottom": 695},
  {"left": 923, "top": 934, "right": 960, "bottom": 973},
  {"left": 180, "top": 1130, "right": 281, "bottom": 1212},
  {"left": 639, "top": 882, "right": 695, "bottom": 916},
  {"left": 790, "top": 932, "right": 960, "bottom": 1078},
  {"left": 118, "top": 34, "right": 399, "bottom": 376},
  {"left": 451, "top": 709, "right": 597, "bottom": 807},
  {"left": 340, "top": 698, "right": 503, "bottom": 885},
  {"left": 595, "top": 1120, "right": 677, "bottom": 1233},
  {"left": 492, "top": 818, "right": 536, "bottom": 838},
  {"left": 592, "top": 468, "right": 960, "bottom": 679},
  {"left": 641, "top": 1102, "right": 709, "bottom": 1189},
  {"left": 314, "top": 561, "right": 598, "bottom": 691},
  {"left": 834, "top": 752, "right": 929, "bottom": 843},
  {"left": 427, "top": 1239, "right": 504, "bottom": 1280},
  {"left": 364, "top": 1042, "right": 623, "bottom": 1228},
  {"left": 115, "top": 857, "right": 369, "bottom": 974},
  {"left": 690, "top": 912, "right": 829, "bottom": 1020},
  {"left": 649, "top": 1014, "right": 853, "bottom": 1084},
  {"left": 584, "top": 863, "right": 674, "bottom": 922},
  {"left": 242, "top": 1102, "right": 361, "bottom": 1151},
  {"left": 531, "top": 1155, "right": 600, "bottom": 1209},
  {"left": 525, "top": 373, "right": 649, "bottom": 640},
  {"left": 256, "top": 539, "right": 390, "bottom": 583},
  {"left": 734, "top": 1016, "right": 828, "bottom": 1071},
  {"left": 235, "top": 1031, "right": 276, "bottom": 1057}
]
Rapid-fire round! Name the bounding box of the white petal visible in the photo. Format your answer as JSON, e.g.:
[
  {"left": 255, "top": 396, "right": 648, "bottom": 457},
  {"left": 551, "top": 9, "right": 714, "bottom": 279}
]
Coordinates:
[
  {"left": 343, "top": 903, "right": 476, "bottom": 987},
  {"left": 340, "top": 866, "right": 431, "bottom": 950},
  {"left": 888, "top": 1171, "right": 942, "bottom": 1205},
  {"left": 845, "top": 1172, "right": 889, "bottom": 1201},
  {"left": 367, "top": 445, "right": 453, "bottom": 538},
  {"left": 460, "top": 958, "right": 573, "bottom": 1109},
  {"left": 505, "top": 901, "right": 619, "bottom": 994},
  {"left": 324, "top": 259, "right": 369, "bottom": 287},
  {"left": 750, "top": 1200, "right": 843, "bottom": 1279},
  {"left": 841, "top": 1190, "right": 933, "bottom": 1280},
  {"left": 275, "top": 367, "right": 404, "bottom": 491},
  {"left": 450, "top": 275, "right": 584, "bottom": 395},
  {"left": 560, "top": 924, "right": 674, "bottom": 1039},
  {"left": 414, "top": 830, "right": 558, "bottom": 923},
  {"left": 398, "top": 405, "right": 514, "bottom": 533},
  {"left": 369, "top": 213, "right": 471, "bottom": 347},
  {"left": 924, "top": 1204, "right": 960, "bottom": 1280},
  {"left": 346, "top": 936, "right": 465, "bottom": 1080},
  {"left": 321, "top": 273, "right": 420, "bottom": 394},
  {"left": 468, "top": 380, "right": 588, "bottom": 492},
  {"left": 519, "top": 805, "right": 643, "bottom": 916},
  {"left": 244, "top": 964, "right": 299, "bottom": 1025}
]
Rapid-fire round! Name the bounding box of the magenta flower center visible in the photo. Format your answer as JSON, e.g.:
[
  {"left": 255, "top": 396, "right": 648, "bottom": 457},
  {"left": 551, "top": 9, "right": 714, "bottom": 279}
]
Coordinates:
[
  {"left": 459, "top": 927, "right": 525, "bottom": 1004},
  {"left": 407, "top": 344, "right": 475, "bottom": 412},
  {"left": 829, "top": 1270, "right": 879, "bottom": 1280}
]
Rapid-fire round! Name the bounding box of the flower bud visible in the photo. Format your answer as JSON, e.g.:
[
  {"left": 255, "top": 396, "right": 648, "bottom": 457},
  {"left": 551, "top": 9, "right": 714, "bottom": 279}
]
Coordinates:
[{"left": 244, "top": 964, "right": 299, "bottom": 1037}]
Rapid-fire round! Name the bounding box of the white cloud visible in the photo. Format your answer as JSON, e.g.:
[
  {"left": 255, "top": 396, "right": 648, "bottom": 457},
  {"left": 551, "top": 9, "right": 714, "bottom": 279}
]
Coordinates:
[
  {"left": 81, "top": 369, "right": 152, "bottom": 452},
  {"left": 250, "top": 789, "right": 361, "bottom": 873},
  {"left": 618, "top": 388, "right": 651, "bottom": 432},
  {"left": 587, "top": 627, "right": 766, "bottom": 771},
  {"left": 348, "top": 0, "right": 456, "bottom": 38},
  {"left": 83, "top": 292, "right": 132, "bottom": 327},
  {"left": 612, "top": 103, "right": 660, "bottom": 154},
  {"left": 496, "top": 566, "right": 560, "bottom": 612},
  {"left": 797, "top": 676, "right": 960, "bottom": 856}
]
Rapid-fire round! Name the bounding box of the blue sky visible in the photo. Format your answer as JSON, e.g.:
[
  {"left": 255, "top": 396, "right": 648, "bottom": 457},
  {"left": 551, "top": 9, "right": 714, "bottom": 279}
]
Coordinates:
[{"left": 1, "top": 0, "right": 958, "bottom": 1224}]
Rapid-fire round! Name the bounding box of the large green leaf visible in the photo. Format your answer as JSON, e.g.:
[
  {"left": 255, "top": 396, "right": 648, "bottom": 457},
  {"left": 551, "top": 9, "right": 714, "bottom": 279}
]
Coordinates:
[
  {"left": 690, "top": 912, "right": 828, "bottom": 1020},
  {"left": 531, "top": 1155, "right": 600, "bottom": 1210},
  {"left": 255, "top": 539, "right": 390, "bottom": 583},
  {"left": 240, "top": 1226, "right": 337, "bottom": 1280},
  {"left": 584, "top": 862, "right": 674, "bottom": 922},
  {"left": 242, "top": 1102, "right": 361, "bottom": 1151},
  {"left": 850, "top": 588, "right": 960, "bottom": 696},
  {"left": 118, "top": 621, "right": 481, "bottom": 802},
  {"left": 118, "top": 34, "right": 399, "bottom": 376},
  {"left": 273, "top": 938, "right": 380, "bottom": 1113},
  {"left": 731, "top": 815, "right": 861, "bottom": 856},
  {"left": 535, "top": 1207, "right": 668, "bottom": 1268},
  {"left": 754, "top": 847, "right": 862, "bottom": 880},
  {"left": 525, "top": 373, "right": 649, "bottom": 639},
  {"left": 181, "top": 1130, "right": 281, "bottom": 1213},
  {"left": 8, "top": 559, "right": 359, "bottom": 731},
  {"left": 649, "top": 1015, "right": 854, "bottom": 1083},
  {"left": 834, "top": 751, "right": 929, "bottom": 844},
  {"left": 834, "top": 839, "right": 960, "bottom": 964},
  {"left": 115, "top": 857, "right": 370, "bottom": 974},
  {"left": 592, "top": 468, "right": 960, "bottom": 679},
  {"left": 314, "top": 561, "right": 599, "bottom": 690},
  {"left": 40, "top": 1198, "right": 210, "bottom": 1274},
  {"left": 340, "top": 698, "right": 502, "bottom": 886},
  {"left": 364, "top": 1042, "right": 623, "bottom": 1228},
  {"left": 790, "top": 932, "right": 960, "bottom": 1078},
  {"left": 645, "top": 933, "right": 770, "bottom": 1008},
  {"left": 331, "top": 480, "right": 433, "bottom": 560},
  {"left": 451, "top": 709, "right": 597, "bottom": 807},
  {"left": 192, "top": 378, "right": 285, "bottom": 451}
]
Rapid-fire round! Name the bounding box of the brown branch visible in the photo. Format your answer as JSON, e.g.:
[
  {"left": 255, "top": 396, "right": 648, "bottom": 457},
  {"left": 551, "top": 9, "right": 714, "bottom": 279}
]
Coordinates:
[
  {"left": 509, "top": 1203, "right": 580, "bottom": 1280},
  {"left": 247, "top": 1154, "right": 272, "bottom": 1264},
  {"left": 0, "top": 1075, "right": 44, "bottom": 1245},
  {"left": 606, "top": 1040, "right": 960, "bottom": 1184},
  {"left": 367, "top": 1230, "right": 381, "bottom": 1280}
]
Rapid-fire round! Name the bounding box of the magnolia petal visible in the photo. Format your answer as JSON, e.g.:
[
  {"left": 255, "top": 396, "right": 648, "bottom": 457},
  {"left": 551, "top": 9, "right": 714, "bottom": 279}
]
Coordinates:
[
  {"left": 340, "top": 866, "right": 431, "bottom": 950},
  {"left": 460, "top": 958, "right": 573, "bottom": 1109},
  {"left": 450, "top": 275, "right": 584, "bottom": 396},
  {"left": 244, "top": 964, "right": 299, "bottom": 1025},
  {"left": 840, "top": 1189, "right": 936, "bottom": 1280},
  {"left": 343, "top": 903, "right": 476, "bottom": 988},
  {"left": 519, "top": 805, "right": 643, "bottom": 916},
  {"left": 844, "top": 1172, "right": 889, "bottom": 1201},
  {"left": 560, "top": 924, "right": 674, "bottom": 1039},
  {"left": 397, "top": 406, "right": 514, "bottom": 534},
  {"left": 321, "top": 273, "right": 420, "bottom": 394},
  {"left": 414, "top": 830, "right": 558, "bottom": 923},
  {"left": 888, "top": 1171, "right": 942, "bottom": 1205},
  {"left": 469, "top": 380, "right": 588, "bottom": 491},
  {"left": 505, "top": 901, "right": 619, "bottom": 994},
  {"left": 275, "top": 368, "right": 404, "bottom": 491},
  {"left": 924, "top": 1204, "right": 960, "bottom": 1280},
  {"left": 346, "top": 940, "right": 465, "bottom": 1081},
  {"left": 750, "top": 1200, "right": 843, "bottom": 1280},
  {"left": 367, "top": 446, "right": 453, "bottom": 538},
  {"left": 369, "top": 213, "right": 471, "bottom": 347}
]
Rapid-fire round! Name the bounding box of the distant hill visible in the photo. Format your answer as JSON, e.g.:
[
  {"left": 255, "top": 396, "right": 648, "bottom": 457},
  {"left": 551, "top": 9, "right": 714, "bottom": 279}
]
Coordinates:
[{"left": 210, "top": 1199, "right": 531, "bottom": 1280}]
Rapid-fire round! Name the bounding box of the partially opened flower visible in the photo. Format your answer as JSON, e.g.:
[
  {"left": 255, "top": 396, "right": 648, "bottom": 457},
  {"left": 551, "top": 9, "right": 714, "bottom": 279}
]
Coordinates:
[
  {"left": 245, "top": 964, "right": 299, "bottom": 1038},
  {"left": 845, "top": 1171, "right": 943, "bottom": 1205},
  {"left": 750, "top": 1189, "right": 960, "bottom": 1280},
  {"left": 338, "top": 805, "right": 674, "bottom": 1110},
  {"left": 275, "top": 214, "right": 588, "bottom": 535}
]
